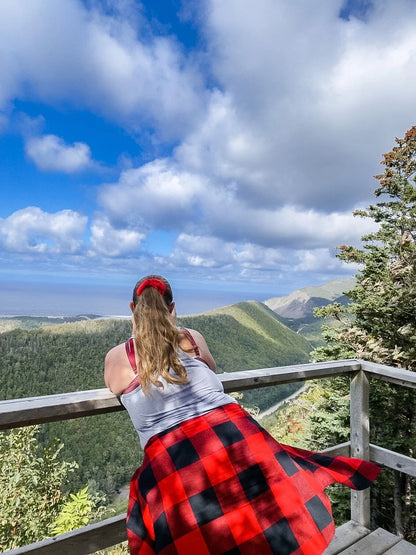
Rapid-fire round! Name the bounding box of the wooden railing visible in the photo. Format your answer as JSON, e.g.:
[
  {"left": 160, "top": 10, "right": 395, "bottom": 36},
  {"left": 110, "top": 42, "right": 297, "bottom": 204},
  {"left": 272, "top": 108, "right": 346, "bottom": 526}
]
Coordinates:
[{"left": 1, "top": 359, "right": 416, "bottom": 554}]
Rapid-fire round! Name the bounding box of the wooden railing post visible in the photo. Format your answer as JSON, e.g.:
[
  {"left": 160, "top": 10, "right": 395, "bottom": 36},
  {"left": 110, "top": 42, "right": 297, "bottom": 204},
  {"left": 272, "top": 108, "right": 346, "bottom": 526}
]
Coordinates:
[{"left": 350, "top": 369, "right": 371, "bottom": 527}]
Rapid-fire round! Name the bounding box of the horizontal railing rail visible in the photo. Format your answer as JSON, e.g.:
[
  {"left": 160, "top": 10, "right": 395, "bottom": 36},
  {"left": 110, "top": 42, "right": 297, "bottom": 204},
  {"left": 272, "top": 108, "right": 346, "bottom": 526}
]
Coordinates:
[
  {"left": 1, "top": 359, "right": 415, "bottom": 554},
  {"left": 0, "top": 359, "right": 361, "bottom": 430}
]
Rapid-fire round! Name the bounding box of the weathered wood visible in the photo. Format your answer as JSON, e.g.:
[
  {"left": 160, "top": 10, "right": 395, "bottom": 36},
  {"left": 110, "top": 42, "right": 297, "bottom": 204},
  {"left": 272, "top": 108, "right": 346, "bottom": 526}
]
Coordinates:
[
  {"left": 321, "top": 441, "right": 351, "bottom": 457},
  {"left": 4, "top": 514, "right": 127, "bottom": 554},
  {"left": 384, "top": 539, "right": 416, "bottom": 554},
  {"left": 2, "top": 359, "right": 416, "bottom": 554},
  {"left": 359, "top": 360, "right": 416, "bottom": 389},
  {"left": 0, "top": 388, "right": 124, "bottom": 430},
  {"left": 219, "top": 359, "right": 361, "bottom": 392},
  {"left": 370, "top": 444, "right": 416, "bottom": 477},
  {"left": 3, "top": 359, "right": 416, "bottom": 432},
  {"left": 323, "top": 520, "right": 370, "bottom": 554},
  {"left": 337, "top": 527, "right": 400, "bottom": 554},
  {"left": 350, "top": 370, "right": 370, "bottom": 528}
]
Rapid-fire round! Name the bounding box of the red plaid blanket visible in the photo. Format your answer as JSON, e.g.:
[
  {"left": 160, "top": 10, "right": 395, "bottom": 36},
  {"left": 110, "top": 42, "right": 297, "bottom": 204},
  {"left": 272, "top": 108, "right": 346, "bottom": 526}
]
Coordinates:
[{"left": 126, "top": 403, "right": 380, "bottom": 554}]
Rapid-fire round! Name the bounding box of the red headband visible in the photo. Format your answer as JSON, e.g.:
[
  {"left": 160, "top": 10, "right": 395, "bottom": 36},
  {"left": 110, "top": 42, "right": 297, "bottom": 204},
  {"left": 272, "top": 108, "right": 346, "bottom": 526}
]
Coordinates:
[{"left": 136, "top": 278, "right": 167, "bottom": 297}]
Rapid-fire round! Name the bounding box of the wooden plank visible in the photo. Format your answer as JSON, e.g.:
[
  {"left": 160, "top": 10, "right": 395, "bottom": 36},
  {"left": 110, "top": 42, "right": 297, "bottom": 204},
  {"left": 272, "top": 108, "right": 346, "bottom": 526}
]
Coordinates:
[
  {"left": 370, "top": 444, "right": 416, "bottom": 478},
  {"left": 337, "top": 528, "right": 400, "bottom": 554},
  {"left": 322, "top": 441, "right": 351, "bottom": 458},
  {"left": 324, "top": 520, "right": 370, "bottom": 554},
  {"left": 0, "top": 389, "right": 124, "bottom": 430},
  {"left": 219, "top": 359, "right": 361, "bottom": 392},
  {"left": 350, "top": 370, "right": 370, "bottom": 528},
  {"left": 3, "top": 514, "right": 127, "bottom": 554},
  {"left": 360, "top": 360, "right": 416, "bottom": 389},
  {"left": 384, "top": 539, "right": 416, "bottom": 554}
]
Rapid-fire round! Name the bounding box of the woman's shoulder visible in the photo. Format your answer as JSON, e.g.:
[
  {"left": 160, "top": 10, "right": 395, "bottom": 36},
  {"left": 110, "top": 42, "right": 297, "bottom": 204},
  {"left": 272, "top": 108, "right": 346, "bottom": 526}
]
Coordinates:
[
  {"left": 104, "top": 342, "right": 133, "bottom": 394},
  {"left": 179, "top": 327, "right": 205, "bottom": 343},
  {"left": 105, "top": 342, "right": 127, "bottom": 364}
]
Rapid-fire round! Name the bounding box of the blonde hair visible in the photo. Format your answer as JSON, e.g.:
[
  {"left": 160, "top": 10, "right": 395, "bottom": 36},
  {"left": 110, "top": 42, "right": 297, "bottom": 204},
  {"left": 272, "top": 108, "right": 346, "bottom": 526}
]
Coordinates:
[{"left": 132, "top": 275, "right": 187, "bottom": 391}]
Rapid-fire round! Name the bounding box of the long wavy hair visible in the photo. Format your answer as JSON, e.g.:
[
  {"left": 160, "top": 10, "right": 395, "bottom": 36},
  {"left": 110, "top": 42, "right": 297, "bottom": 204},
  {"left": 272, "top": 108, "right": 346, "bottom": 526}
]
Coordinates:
[{"left": 132, "top": 275, "right": 187, "bottom": 391}]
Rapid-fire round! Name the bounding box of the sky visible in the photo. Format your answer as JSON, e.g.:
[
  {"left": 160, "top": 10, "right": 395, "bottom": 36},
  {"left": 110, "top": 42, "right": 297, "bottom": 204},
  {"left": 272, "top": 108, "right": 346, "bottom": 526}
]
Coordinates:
[{"left": 1, "top": 0, "right": 416, "bottom": 315}]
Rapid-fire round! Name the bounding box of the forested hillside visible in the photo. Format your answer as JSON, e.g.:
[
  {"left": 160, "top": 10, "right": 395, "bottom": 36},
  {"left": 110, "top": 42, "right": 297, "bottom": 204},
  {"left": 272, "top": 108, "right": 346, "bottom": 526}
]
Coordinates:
[{"left": 0, "top": 301, "right": 312, "bottom": 496}]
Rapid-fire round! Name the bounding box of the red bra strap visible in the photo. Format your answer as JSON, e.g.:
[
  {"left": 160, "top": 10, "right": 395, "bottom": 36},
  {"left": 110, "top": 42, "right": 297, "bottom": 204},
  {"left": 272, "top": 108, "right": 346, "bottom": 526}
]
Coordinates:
[
  {"left": 181, "top": 328, "right": 201, "bottom": 358},
  {"left": 125, "top": 338, "right": 137, "bottom": 373}
]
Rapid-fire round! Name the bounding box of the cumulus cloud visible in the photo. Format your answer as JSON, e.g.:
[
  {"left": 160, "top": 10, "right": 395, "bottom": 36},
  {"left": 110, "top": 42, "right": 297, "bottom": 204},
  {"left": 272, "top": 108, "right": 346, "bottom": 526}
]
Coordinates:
[
  {"left": 98, "top": 159, "right": 206, "bottom": 229},
  {"left": 89, "top": 216, "right": 145, "bottom": 256},
  {"left": 171, "top": 233, "right": 285, "bottom": 270},
  {"left": 0, "top": 207, "right": 87, "bottom": 253},
  {"left": 0, "top": 0, "right": 205, "bottom": 138},
  {"left": 163, "top": 233, "right": 351, "bottom": 289},
  {"left": 174, "top": 0, "right": 416, "bottom": 212},
  {"left": 25, "top": 134, "right": 93, "bottom": 173},
  {"left": 201, "top": 194, "right": 379, "bottom": 248}
]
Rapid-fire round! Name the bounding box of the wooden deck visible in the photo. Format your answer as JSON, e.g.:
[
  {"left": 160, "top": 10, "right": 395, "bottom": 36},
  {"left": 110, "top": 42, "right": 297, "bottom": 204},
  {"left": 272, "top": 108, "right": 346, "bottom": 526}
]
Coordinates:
[
  {"left": 7, "top": 518, "right": 416, "bottom": 554},
  {"left": 325, "top": 521, "right": 416, "bottom": 554}
]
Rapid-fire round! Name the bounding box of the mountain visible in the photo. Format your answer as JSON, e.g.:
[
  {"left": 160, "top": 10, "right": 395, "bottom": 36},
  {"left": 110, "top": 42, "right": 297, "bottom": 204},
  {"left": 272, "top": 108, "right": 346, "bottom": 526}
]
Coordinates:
[
  {"left": 265, "top": 278, "right": 355, "bottom": 319},
  {"left": 179, "top": 300, "right": 312, "bottom": 373},
  {"left": 264, "top": 278, "right": 355, "bottom": 345}
]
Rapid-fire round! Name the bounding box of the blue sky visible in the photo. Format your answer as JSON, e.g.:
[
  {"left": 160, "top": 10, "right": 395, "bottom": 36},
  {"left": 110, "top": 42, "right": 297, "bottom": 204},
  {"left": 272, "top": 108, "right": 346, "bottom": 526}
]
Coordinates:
[{"left": 1, "top": 0, "right": 416, "bottom": 312}]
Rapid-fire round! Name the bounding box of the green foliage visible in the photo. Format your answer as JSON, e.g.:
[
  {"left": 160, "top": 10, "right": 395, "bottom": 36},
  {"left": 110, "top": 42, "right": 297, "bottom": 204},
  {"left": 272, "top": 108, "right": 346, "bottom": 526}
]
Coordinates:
[
  {"left": 0, "top": 426, "right": 76, "bottom": 551},
  {"left": 310, "top": 127, "right": 416, "bottom": 538},
  {"left": 267, "top": 378, "right": 350, "bottom": 451},
  {"left": 0, "top": 319, "right": 142, "bottom": 496},
  {"left": 52, "top": 487, "right": 95, "bottom": 535},
  {"left": 0, "top": 315, "right": 102, "bottom": 333}
]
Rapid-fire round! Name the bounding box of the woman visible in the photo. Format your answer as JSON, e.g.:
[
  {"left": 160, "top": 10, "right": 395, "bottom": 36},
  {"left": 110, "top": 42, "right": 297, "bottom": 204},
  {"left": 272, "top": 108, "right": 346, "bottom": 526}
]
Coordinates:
[{"left": 105, "top": 275, "right": 380, "bottom": 555}]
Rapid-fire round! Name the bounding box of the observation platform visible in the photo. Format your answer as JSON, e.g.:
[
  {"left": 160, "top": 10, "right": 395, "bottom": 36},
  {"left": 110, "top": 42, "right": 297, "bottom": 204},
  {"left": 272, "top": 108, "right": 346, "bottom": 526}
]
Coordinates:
[{"left": 1, "top": 359, "right": 416, "bottom": 554}]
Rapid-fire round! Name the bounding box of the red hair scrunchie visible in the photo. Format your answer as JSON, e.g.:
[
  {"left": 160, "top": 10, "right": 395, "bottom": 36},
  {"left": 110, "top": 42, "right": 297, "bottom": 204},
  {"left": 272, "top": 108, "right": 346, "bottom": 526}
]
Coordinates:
[{"left": 136, "top": 278, "right": 167, "bottom": 297}]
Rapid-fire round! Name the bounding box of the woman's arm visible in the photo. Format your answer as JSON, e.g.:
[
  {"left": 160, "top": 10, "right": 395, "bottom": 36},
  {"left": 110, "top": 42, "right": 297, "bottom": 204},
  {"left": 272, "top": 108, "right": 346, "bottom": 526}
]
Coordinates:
[{"left": 182, "top": 328, "right": 217, "bottom": 372}]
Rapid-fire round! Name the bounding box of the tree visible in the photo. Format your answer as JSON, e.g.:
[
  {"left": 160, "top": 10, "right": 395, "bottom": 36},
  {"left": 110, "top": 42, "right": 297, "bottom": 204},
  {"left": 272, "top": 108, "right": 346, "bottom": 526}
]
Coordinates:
[
  {"left": 312, "top": 127, "right": 416, "bottom": 538},
  {"left": 313, "top": 126, "right": 416, "bottom": 368},
  {"left": 0, "top": 426, "right": 100, "bottom": 551},
  {"left": 0, "top": 426, "right": 76, "bottom": 550}
]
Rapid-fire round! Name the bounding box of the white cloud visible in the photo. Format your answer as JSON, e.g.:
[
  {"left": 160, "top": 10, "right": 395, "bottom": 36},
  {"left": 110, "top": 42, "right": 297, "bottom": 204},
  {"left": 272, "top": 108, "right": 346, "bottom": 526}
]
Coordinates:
[
  {"left": 173, "top": 0, "right": 416, "bottom": 213},
  {"left": 164, "top": 232, "right": 353, "bottom": 289},
  {"left": 293, "top": 248, "right": 346, "bottom": 273},
  {"left": 25, "top": 134, "right": 93, "bottom": 173},
  {"left": 0, "top": 0, "right": 205, "bottom": 139},
  {"left": 195, "top": 179, "right": 378, "bottom": 248},
  {"left": 98, "top": 159, "right": 206, "bottom": 229},
  {"left": 0, "top": 207, "right": 87, "bottom": 253},
  {"left": 89, "top": 216, "right": 145, "bottom": 256}
]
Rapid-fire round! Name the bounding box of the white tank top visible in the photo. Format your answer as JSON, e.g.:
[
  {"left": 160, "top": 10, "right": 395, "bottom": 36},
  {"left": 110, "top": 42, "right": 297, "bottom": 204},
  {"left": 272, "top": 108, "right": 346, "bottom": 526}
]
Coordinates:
[{"left": 120, "top": 351, "right": 237, "bottom": 448}]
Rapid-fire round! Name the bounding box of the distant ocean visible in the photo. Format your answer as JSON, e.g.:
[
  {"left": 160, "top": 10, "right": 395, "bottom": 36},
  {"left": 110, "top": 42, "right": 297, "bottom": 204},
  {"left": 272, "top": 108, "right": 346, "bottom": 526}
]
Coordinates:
[{"left": 0, "top": 281, "right": 280, "bottom": 318}]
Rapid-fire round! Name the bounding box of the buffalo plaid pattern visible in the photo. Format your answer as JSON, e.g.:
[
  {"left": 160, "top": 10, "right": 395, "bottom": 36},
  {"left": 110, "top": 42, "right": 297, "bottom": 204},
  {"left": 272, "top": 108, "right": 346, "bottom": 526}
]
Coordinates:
[{"left": 126, "top": 403, "right": 380, "bottom": 554}]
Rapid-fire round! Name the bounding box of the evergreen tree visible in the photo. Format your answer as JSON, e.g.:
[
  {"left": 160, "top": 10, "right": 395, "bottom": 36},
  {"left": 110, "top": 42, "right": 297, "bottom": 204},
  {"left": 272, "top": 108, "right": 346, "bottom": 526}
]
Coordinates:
[
  {"left": 313, "top": 126, "right": 416, "bottom": 367},
  {"left": 312, "top": 127, "right": 416, "bottom": 538}
]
